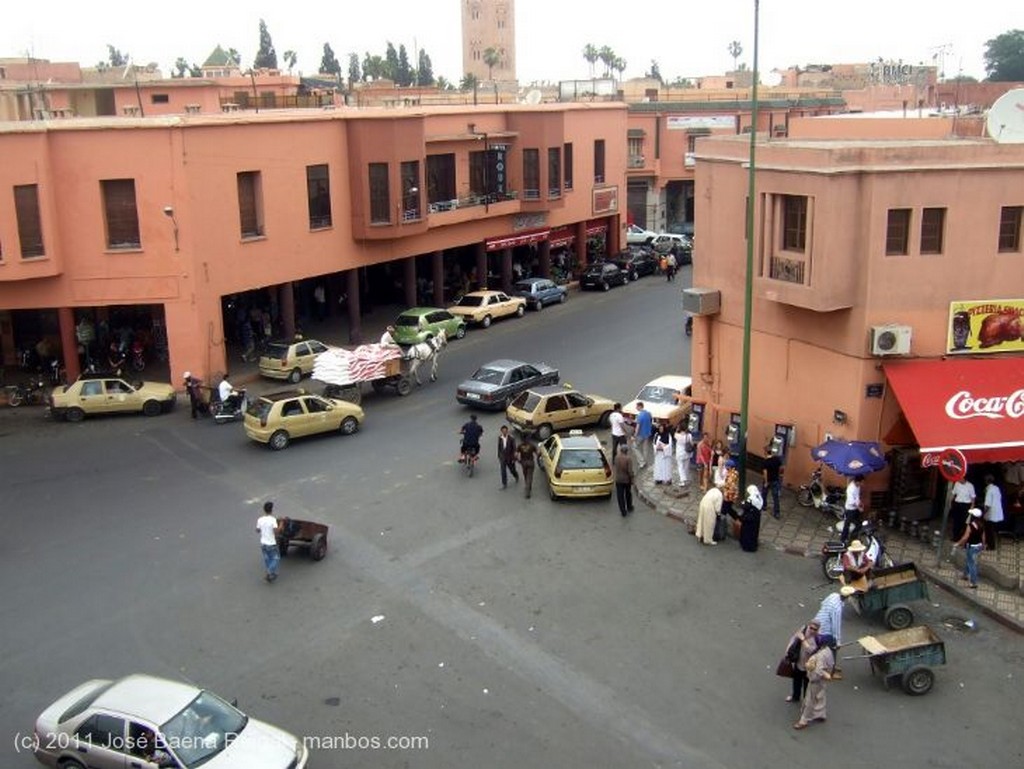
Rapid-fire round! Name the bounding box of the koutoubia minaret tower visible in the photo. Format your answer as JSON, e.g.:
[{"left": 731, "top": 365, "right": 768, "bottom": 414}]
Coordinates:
[{"left": 461, "top": 0, "right": 517, "bottom": 82}]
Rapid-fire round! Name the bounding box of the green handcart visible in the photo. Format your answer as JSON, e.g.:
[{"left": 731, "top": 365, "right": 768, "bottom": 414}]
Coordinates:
[
  {"left": 851, "top": 562, "right": 929, "bottom": 630},
  {"left": 851, "top": 625, "right": 947, "bottom": 695}
]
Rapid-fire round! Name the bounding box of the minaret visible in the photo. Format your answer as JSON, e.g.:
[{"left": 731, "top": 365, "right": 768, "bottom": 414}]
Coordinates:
[{"left": 461, "top": 0, "right": 516, "bottom": 82}]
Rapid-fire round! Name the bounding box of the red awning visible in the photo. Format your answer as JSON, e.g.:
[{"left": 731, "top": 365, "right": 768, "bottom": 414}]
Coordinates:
[
  {"left": 548, "top": 226, "right": 574, "bottom": 249},
  {"left": 485, "top": 229, "right": 550, "bottom": 252},
  {"left": 884, "top": 358, "right": 1024, "bottom": 463}
]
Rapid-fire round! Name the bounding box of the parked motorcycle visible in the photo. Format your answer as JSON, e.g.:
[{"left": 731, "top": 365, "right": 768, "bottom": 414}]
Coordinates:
[
  {"left": 820, "top": 521, "right": 895, "bottom": 580},
  {"left": 8, "top": 376, "right": 48, "bottom": 407},
  {"left": 210, "top": 388, "right": 247, "bottom": 424},
  {"left": 797, "top": 466, "right": 845, "bottom": 518}
]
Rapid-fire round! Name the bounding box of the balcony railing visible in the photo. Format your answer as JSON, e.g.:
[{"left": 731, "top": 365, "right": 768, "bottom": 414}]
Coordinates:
[
  {"left": 548, "top": 188, "right": 562, "bottom": 199},
  {"left": 427, "top": 190, "right": 519, "bottom": 213},
  {"left": 628, "top": 155, "right": 645, "bottom": 168},
  {"left": 522, "top": 188, "right": 541, "bottom": 200},
  {"left": 769, "top": 255, "right": 806, "bottom": 284}
]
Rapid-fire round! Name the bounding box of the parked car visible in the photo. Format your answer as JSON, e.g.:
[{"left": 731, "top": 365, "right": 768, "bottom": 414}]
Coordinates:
[
  {"left": 626, "top": 223, "right": 658, "bottom": 246},
  {"left": 512, "top": 277, "right": 568, "bottom": 310},
  {"left": 447, "top": 290, "right": 527, "bottom": 327},
  {"left": 32, "top": 673, "right": 309, "bottom": 769},
  {"left": 456, "top": 359, "right": 559, "bottom": 410},
  {"left": 506, "top": 385, "right": 616, "bottom": 440},
  {"left": 651, "top": 233, "right": 693, "bottom": 264},
  {"left": 623, "top": 374, "right": 694, "bottom": 427},
  {"left": 245, "top": 389, "right": 364, "bottom": 450},
  {"left": 392, "top": 307, "right": 467, "bottom": 345},
  {"left": 258, "top": 338, "right": 330, "bottom": 383},
  {"left": 608, "top": 249, "right": 659, "bottom": 280},
  {"left": 537, "top": 430, "right": 614, "bottom": 500},
  {"left": 48, "top": 375, "right": 176, "bottom": 422},
  {"left": 579, "top": 262, "right": 629, "bottom": 291}
]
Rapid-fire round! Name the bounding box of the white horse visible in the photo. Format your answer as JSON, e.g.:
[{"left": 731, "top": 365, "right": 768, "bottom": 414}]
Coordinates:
[{"left": 405, "top": 329, "right": 447, "bottom": 385}]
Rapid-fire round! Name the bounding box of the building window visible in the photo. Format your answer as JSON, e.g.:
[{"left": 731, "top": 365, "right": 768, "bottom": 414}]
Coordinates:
[
  {"left": 563, "top": 143, "right": 573, "bottom": 190},
  {"left": 627, "top": 137, "right": 644, "bottom": 166},
  {"left": 920, "top": 207, "right": 945, "bottom": 254},
  {"left": 781, "top": 195, "right": 807, "bottom": 251},
  {"left": 886, "top": 208, "right": 911, "bottom": 255},
  {"left": 101, "top": 179, "right": 141, "bottom": 249},
  {"left": 469, "top": 151, "right": 487, "bottom": 198},
  {"left": 306, "top": 164, "right": 332, "bottom": 229},
  {"left": 547, "top": 148, "right": 561, "bottom": 198},
  {"left": 524, "top": 148, "right": 540, "bottom": 199},
  {"left": 400, "top": 160, "right": 420, "bottom": 221},
  {"left": 151, "top": 93, "right": 169, "bottom": 104},
  {"left": 594, "top": 139, "right": 605, "bottom": 184},
  {"left": 237, "top": 171, "right": 264, "bottom": 238},
  {"left": 998, "top": 206, "right": 1022, "bottom": 252},
  {"left": 426, "top": 154, "right": 456, "bottom": 205},
  {"left": 369, "top": 163, "right": 390, "bottom": 224},
  {"left": 14, "top": 184, "right": 45, "bottom": 258}
]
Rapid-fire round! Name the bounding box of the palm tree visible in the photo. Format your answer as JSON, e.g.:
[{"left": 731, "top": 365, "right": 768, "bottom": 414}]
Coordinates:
[
  {"left": 583, "top": 44, "right": 599, "bottom": 78},
  {"left": 599, "top": 46, "right": 615, "bottom": 78},
  {"left": 727, "top": 40, "right": 743, "bottom": 71},
  {"left": 613, "top": 57, "right": 627, "bottom": 81},
  {"left": 483, "top": 46, "right": 503, "bottom": 80}
]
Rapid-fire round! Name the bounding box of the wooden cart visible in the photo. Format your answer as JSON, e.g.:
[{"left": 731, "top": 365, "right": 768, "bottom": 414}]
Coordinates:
[
  {"left": 852, "top": 625, "right": 947, "bottom": 695},
  {"left": 275, "top": 517, "right": 329, "bottom": 561},
  {"left": 314, "top": 348, "right": 413, "bottom": 404},
  {"left": 851, "top": 562, "right": 929, "bottom": 630}
]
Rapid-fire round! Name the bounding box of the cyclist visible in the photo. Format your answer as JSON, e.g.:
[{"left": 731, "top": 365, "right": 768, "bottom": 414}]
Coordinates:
[{"left": 459, "top": 414, "right": 484, "bottom": 465}]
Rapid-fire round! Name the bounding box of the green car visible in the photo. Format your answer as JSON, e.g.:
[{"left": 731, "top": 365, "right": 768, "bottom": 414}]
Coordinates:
[{"left": 392, "top": 307, "right": 467, "bottom": 345}]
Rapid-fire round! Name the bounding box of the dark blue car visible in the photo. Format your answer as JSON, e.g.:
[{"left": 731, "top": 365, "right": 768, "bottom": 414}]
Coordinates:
[{"left": 513, "top": 277, "right": 568, "bottom": 310}]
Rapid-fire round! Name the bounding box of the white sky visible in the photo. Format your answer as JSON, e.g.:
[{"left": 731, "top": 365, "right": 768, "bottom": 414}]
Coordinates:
[{"left": 3, "top": 1, "right": 1017, "bottom": 83}]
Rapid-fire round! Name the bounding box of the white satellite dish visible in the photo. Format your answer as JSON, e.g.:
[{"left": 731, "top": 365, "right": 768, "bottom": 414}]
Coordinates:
[
  {"left": 986, "top": 88, "right": 1024, "bottom": 144},
  {"left": 763, "top": 70, "right": 783, "bottom": 87},
  {"left": 525, "top": 89, "right": 542, "bottom": 105}
]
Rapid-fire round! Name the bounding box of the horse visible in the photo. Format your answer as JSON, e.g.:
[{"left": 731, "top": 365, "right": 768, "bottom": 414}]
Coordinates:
[{"left": 405, "top": 329, "right": 447, "bottom": 385}]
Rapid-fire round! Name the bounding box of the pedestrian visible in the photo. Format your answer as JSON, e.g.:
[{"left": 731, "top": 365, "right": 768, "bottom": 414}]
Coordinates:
[
  {"left": 761, "top": 444, "right": 783, "bottom": 519},
  {"left": 953, "top": 507, "right": 986, "bottom": 588},
  {"left": 785, "top": 619, "right": 820, "bottom": 704},
  {"left": 666, "top": 249, "right": 677, "bottom": 281},
  {"left": 840, "top": 474, "right": 865, "bottom": 543},
  {"left": 516, "top": 439, "right": 537, "bottom": 499},
  {"left": 793, "top": 634, "right": 836, "bottom": 729},
  {"left": 498, "top": 425, "right": 520, "bottom": 489},
  {"left": 633, "top": 402, "right": 653, "bottom": 469},
  {"left": 695, "top": 433, "right": 713, "bottom": 491},
  {"left": 949, "top": 476, "right": 976, "bottom": 542},
  {"left": 738, "top": 485, "right": 763, "bottom": 552},
  {"left": 652, "top": 421, "right": 674, "bottom": 485},
  {"left": 710, "top": 439, "right": 726, "bottom": 483},
  {"left": 674, "top": 423, "right": 693, "bottom": 487},
  {"left": 256, "top": 501, "right": 280, "bottom": 583},
  {"left": 183, "top": 371, "right": 203, "bottom": 419},
  {"left": 694, "top": 486, "right": 723, "bottom": 545},
  {"left": 982, "top": 474, "right": 1004, "bottom": 552},
  {"left": 813, "top": 585, "right": 856, "bottom": 677},
  {"left": 613, "top": 445, "right": 635, "bottom": 516},
  {"left": 609, "top": 402, "right": 628, "bottom": 459}
]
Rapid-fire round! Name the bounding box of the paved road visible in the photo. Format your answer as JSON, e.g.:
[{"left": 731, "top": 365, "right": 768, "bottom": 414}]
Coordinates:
[{"left": 1, "top": 272, "right": 1020, "bottom": 768}]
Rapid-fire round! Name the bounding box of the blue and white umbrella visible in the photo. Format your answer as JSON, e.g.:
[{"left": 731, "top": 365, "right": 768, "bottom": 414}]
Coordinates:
[{"left": 811, "top": 439, "right": 887, "bottom": 476}]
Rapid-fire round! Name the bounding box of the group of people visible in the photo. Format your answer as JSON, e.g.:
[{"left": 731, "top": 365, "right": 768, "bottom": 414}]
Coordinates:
[{"left": 458, "top": 416, "right": 538, "bottom": 498}]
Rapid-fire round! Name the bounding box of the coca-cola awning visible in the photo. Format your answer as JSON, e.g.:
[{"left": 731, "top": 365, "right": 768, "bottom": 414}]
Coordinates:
[{"left": 884, "top": 358, "right": 1024, "bottom": 463}]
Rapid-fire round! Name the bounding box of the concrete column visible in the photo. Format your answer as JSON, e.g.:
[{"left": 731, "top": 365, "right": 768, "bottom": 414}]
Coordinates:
[
  {"left": 280, "top": 282, "right": 296, "bottom": 340},
  {"left": 403, "top": 256, "right": 417, "bottom": 308},
  {"left": 431, "top": 250, "right": 445, "bottom": 306},
  {"left": 346, "top": 269, "right": 362, "bottom": 344},
  {"left": 475, "top": 243, "right": 487, "bottom": 291},
  {"left": 538, "top": 240, "right": 551, "bottom": 279},
  {"left": 608, "top": 215, "right": 621, "bottom": 254},
  {"left": 58, "top": 307, "right": 80, "bottom": 382},
  {"left": 575, "top": 221, "right": 589, "bottom": 270},
  {"left": 0, "top": 311, "right": 15, "bottom": 367},
  {"left": 501, "top": 248, "right": 513, "bottom": 293}
]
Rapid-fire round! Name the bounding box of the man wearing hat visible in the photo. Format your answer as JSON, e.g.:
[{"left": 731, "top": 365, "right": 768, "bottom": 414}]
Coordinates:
[
  {"left": 953, "top": 507, "right": 986, "bottom": 588},
  {"left": 814, "top": 585, "right": 857, "bottom": 678},
  {"left": 840, "top": 538, "right": 876, "bottom": 590}
]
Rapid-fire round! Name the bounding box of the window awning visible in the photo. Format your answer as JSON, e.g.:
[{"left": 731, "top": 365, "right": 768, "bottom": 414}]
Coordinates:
[{"left": 884, "top": 358, "right": 1024, "bottom": 463}]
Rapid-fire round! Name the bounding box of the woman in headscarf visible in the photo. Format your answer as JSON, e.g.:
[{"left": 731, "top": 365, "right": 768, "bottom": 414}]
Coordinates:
[
  {"left": 739, "top": 484, "right": 763, "bottom": 552},
  {"left": 794, "top": 633, "right": 836, "bottom": 729},
  {"left": 653, "top": 421, "right": 674, "bottom": 485},
  {"left": 695, "top": 486, "right": 723, "bottom": 545}
]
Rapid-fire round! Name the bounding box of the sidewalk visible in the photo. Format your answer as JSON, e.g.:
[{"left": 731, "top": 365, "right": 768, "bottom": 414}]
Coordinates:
[{"left": 633, "top": 465, "right": 1024, "bottom": 634}]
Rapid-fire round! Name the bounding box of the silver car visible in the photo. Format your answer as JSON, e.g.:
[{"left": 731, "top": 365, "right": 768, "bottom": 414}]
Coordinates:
[
  {"left": 455, "top": 358, "right": 559, "bottom": 410},
  {"left": 32, "top": 674, "right": 308, "bottom": 769}
]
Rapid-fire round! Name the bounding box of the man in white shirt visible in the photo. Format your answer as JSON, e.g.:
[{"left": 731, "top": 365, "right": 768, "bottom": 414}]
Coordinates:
[
  {"left": 256, "top": 501, "right": 280, "bottom": 582},
  {"left": 609, "top": 403, "right": 628, "bottom": 459},
  {"left": 380, "top": 325, "right": 400, "bottom": 349},
  {"left": 950, "top": 477, "right": 976, "bottom": 542},
  {"left": 983, "top": 475, "right": 1004, "bottom": 552},
  {"left": 218, "top": 374, "right": 235, "bottom": 403},
  {"left": 840, "top": 475, "right": 865, "bottom": 543}
]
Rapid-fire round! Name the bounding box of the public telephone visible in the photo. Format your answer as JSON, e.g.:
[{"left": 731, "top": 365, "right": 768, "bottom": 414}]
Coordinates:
[
  {"left": 770, "top": 424, "right": 795, "bottom": 460},
  {"left": 725, "top": 413, "right": 742, "bottom": 450},
  {"left": 687, "top": 402, "right": 705, "bottom": 436}
]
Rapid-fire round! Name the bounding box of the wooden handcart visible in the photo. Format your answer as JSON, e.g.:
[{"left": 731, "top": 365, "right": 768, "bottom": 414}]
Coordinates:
[
  {"left": 850, "top": 562, "right": 929, "bottom": 630},
  {"left": 275, "top": 517, "right": 329, "bottom": 561},
  {"left": 849, "top": 625, "right": 947, "bottom": 695}
]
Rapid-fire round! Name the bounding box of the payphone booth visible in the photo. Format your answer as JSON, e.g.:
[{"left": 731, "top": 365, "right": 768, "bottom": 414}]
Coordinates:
[
  {"left": 769, "top": 424, "right": 795, "bottom": 461},
  {"left": 687, "top": 402, "right": 705, "bottom": 438},
  {"left": 725, "top": 412, "right": 742, "bottom": 454}
]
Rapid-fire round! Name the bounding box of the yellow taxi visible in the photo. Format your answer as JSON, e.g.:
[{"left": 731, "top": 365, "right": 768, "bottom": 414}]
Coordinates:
[
  {"left": 506, "top": 385, "right": 616, "bottom": 440},
  {"left": 446, "top": 290, "right": 526, "bottom": 328},
  {"left": 48, "top": 375, "right": 177, "bottom": 422},
  {"left": 245, "top": 389, "right": 364, "bottom": 450},
  {"left": 537, "top": 430, "right": 613, "bottom": 501},
  {"left": 258, "top": 338, "right": 330, "bottom": 383}
]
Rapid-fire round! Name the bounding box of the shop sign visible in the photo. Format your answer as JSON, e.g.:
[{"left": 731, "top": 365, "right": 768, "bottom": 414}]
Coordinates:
[
  {"left": 946, "top": 299, "right": 1024, "bottom": 354},
  {"left": 592, "top": 186, "right": 617, "bottom": 215},
  {"left": 921, "top": 447, "right": 967, "bottom": 482},
  {"left": 667, "top": 116, "right": 734, "bottom": 131}
]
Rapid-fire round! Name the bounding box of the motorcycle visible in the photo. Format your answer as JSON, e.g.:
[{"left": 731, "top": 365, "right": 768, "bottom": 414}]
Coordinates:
[
  {"left": 797, "top": 466, "right": 845, "bottom": 518},
  {"left": 820, "top": 522, "right": 895, "bottom": 580},
  {"left": 130, "top": 340, "right": 146, "bottom": 372},
  {"left": 8, "top": 376, "right": 48, "bottom": 407},
  {"left": 210, "top": 388, "right": 247, "bottom": 424}
]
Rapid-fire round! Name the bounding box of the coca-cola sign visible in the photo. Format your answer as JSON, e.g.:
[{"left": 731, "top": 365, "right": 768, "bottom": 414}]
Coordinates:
[{"left": 944, "top": 389, "right": 1024, "bottom": 420}]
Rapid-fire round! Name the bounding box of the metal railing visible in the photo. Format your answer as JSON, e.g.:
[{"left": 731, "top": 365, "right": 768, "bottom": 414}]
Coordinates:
[{"left": 769, "top": 255, "right": 806, "bottom": 284}]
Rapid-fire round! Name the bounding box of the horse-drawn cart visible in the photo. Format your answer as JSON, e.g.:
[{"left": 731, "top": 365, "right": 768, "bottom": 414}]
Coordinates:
[
  {"left": 848, "top": 625, "right": 947, "bottom": 695},
  {"left": 312, "top": 336, "right": 446, "bottom": 404}
]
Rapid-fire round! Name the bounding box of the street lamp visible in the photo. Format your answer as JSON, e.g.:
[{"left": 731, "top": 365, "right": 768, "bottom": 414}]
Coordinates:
[{"left": 162, "top": 206, "right": 179, "bottom": 252}]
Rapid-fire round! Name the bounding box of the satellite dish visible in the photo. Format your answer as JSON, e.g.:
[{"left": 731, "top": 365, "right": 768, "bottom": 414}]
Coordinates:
[
  {"left": 525, "top": 89, "right": 542, "bottom": 105},
  {"left": 763, "top": 70, "right": 783, "bottom": 87},
  {"left": 986, "top": 88, "right": 1024, "bottom": 143}
]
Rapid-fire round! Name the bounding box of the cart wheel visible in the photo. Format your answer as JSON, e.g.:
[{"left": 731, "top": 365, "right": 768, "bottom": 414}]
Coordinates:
[
  {"left": 276, "top": 536, "right": 289, "bottom": 557},
  {"left": 901, "top": 665, "right": 934, "bottom": 696},
  {"left": 396, "top": 376, "right": 413, "bottom": 396},
  {"left": 310, "top": 533, "right": 327, "bottom": 561},
  {"left": 884, "top": 604, "right": 914, "bottom": 630},
  {"left": 371, "top": 380, "right": 387, "bottom": 393}
]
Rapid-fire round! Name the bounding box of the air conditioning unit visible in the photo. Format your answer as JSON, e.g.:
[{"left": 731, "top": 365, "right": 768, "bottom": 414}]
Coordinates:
[
  {"left": 682, "top": 287, "right": 721, "bottom": 316},
  {"left": 870, "top": 324, "right": 912, "bottom": 356}
]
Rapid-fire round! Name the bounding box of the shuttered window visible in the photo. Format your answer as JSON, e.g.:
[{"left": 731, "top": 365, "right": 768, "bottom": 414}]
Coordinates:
[
  {"left": 999, "top": 206, "right": 1023, "bottom": 253},
  {"left": 306, "top": 164, "right": 332, "bottom": 229},
  {"left": 237, "top": 171, "right": 264, "bottom": 238},
  {"left": 101, "top": 179, "right": 141, "bottom": 249},
  {"left": 782, "top": 195, "right": 807, "bottom": 252},
  {"left": 920, "top": 207, "right": 945, "bottom": 255},
  {"left": 886, "top": 209, "right": 911, "bottom": 255},
  {"left": 14, "top": 184, "right": 45, "bottom": 258}
]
